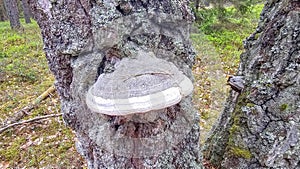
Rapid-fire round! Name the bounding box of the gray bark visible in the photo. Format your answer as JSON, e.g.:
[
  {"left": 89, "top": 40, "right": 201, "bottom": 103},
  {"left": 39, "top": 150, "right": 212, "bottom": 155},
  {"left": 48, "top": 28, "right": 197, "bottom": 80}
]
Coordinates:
[
  {"left": 4, "top": 0, "right": 20, "bottom": 29},
  {"left": 203, "top": 0, "right": 300, "bottom": 168},
  {"left": 0, "top": 0, "right": 7, "bottom": 21},
  {"left": 27, "top": 0, "right": 201, "bottom": 168},
  {"left": 21, "top": 0, "right": 31, "bottom": 23}
]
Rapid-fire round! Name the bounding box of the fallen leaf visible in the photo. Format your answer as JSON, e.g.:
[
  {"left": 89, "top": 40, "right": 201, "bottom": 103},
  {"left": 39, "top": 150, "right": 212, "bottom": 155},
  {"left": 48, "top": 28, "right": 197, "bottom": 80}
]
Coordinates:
[{"left": 0, "top": 161, "right": 9, "bottom": 169}]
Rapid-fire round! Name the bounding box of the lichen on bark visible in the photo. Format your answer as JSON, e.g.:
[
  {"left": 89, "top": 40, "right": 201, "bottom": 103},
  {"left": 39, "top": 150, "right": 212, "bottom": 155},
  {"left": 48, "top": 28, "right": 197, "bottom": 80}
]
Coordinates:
[
  {"left": 203, "top": 0, "right": 300, "bottom": 168},
  {"left": 27, "top": 0, "right": 202, "bottom": 168}
]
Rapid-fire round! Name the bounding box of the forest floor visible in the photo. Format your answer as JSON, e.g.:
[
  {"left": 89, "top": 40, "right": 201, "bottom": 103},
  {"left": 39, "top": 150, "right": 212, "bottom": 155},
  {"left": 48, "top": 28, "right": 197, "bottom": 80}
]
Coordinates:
[{"left": 0, "top": 4, "right": 263, "bottom": 168}]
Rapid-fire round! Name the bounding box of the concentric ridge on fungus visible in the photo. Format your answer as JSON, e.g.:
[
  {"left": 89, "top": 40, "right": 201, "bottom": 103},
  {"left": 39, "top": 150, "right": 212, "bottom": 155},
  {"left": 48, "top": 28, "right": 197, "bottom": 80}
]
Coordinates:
[{"left": 86, "top": 51, "right": 193, "bottom": 115}]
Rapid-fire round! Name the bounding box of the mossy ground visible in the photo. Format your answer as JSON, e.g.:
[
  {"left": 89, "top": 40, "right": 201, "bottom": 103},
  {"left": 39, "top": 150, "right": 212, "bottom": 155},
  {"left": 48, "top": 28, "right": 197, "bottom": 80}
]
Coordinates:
[
  {"left": 0, "top": 4, "right": 262, "bottom": 167},
  {"left": 0, "top": 20, "right": 86, "bottom": 168},
  {"left": 192, "top": 4, "right": 263, "bottom": 143}
]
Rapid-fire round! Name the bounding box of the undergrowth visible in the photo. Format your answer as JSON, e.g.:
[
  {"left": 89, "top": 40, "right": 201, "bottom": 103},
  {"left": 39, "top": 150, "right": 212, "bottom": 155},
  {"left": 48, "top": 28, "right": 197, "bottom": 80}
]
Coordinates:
[
  {"left": 194, "top": 4, "right": 264, "bottom": 74},
  {"left": 192, "top": 4, "right": 263, "bottom": 142},
  {"left": 0, "top": 20, "right": 86, "bottom": 168}
]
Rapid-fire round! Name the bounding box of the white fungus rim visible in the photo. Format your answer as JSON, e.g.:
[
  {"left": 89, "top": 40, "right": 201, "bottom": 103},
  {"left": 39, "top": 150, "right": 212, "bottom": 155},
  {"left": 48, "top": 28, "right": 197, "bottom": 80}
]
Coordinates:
[{"left": 86, "top": 75, "right": 193, "bottom": 115}]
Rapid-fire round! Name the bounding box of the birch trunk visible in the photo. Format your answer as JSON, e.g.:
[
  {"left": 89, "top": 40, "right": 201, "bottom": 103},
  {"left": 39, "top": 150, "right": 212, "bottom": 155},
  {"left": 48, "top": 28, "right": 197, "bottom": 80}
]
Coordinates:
[{"left": 27, "top": 0, "right": 202, "bottom": 168}]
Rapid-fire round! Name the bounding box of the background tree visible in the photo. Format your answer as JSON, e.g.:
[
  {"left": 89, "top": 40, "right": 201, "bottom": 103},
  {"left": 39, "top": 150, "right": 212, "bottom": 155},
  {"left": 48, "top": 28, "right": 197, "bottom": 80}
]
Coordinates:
[
  {"left": 27, "top": 0, "right": 201, "bottom": 168},
  {"left": 4, "top": 0, "right": 20, "bottom": 29},
  {"left": 0, "top": 0, "right": 7, "bottom": 21},
  {"left": 194, "top": 0, "right": 200, "bottom": 11},
  {"left": 203, "top": 0, "right": 300, "bottom": 168},
  {"left": 21, "top": 0, "right": 31, "bottom": 23}
]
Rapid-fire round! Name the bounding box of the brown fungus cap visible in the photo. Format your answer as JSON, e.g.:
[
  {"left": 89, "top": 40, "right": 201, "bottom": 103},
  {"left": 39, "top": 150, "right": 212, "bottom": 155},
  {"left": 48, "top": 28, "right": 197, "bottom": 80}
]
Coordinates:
[{"left": 86, "top": 51, "right": 193, "bottom": 115}]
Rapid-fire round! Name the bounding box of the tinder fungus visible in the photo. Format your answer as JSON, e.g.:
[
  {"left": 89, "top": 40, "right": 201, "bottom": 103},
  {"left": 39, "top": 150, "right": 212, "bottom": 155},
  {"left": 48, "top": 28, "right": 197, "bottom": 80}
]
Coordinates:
[{"left": 86, "top": 51, "right": 193, "bottom": 115}]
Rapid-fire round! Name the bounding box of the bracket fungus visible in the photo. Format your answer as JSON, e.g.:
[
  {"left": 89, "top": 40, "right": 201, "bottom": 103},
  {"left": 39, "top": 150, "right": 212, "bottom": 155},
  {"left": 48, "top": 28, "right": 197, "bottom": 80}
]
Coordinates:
[
  {"left": 227, "top": 75, "right": 245, "bottom": 92},
  {"left": 86, "top": 51, "right": 193, "bottom": 115}
]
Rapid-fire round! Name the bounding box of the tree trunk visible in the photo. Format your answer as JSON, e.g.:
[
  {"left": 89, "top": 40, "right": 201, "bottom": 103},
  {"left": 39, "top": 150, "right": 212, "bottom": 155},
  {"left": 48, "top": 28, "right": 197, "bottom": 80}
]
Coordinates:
[
  {"left": 0, "top": 0, "right": 7, "bottom": 21},
  {"left": 195, "top": 0, "right": 200, "bottom": 10},
  {"left": 21, "top": 0, "right": 31, "bottom": 23},
  {"left": 4, "top": 0, "right": 20, "bottom": 29},
  {"left": 203, "top": 0, "right": 300, "bottom": 168},
  {"left": 27, "top": 0, "right": 201, "bottom": 168}
]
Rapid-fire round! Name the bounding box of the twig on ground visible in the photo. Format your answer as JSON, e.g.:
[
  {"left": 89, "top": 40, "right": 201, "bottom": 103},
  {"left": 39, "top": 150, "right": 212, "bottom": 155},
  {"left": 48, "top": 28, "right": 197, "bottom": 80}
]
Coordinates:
[
  {"left": 5, "top": 85, "right": 56, "bottom": 124},
  {"left": 0, "top": 113, "right": 63, "bottom": 134}
]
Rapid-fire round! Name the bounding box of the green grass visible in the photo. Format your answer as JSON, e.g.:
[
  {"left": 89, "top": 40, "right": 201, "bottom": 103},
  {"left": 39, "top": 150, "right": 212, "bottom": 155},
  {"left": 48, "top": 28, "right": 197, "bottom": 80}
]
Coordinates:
[
  {"left": 194, "top": 4, "right": 264, "bottom": 74},
  {"left": 0, "top": 20, "right": 46, "bottom": 83},
  {"left": 192, "top": 4, "right": 263, "bottom": 142},
  {"left": 0, "top": 19, "right": 53, "bottom": 116},
  {"left": 0, "top": 19, "right": 86, "bottom": 168}
]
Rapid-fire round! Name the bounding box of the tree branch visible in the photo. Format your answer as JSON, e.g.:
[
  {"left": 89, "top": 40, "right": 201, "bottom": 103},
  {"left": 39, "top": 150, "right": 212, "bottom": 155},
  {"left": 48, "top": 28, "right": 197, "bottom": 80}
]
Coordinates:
[
  {"left": 0, "top": 113, "right": 63, "bottom": 134},
  {"left": 5, "top": 85, "right": 56, "bottom": 124}
]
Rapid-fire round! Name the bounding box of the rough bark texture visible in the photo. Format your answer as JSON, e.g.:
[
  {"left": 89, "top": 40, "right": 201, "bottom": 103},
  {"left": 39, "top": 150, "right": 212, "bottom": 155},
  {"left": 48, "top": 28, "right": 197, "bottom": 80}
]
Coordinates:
[
  {"left": 21, "top": 0, "right": 31, "bottom": 23},
  {"left": 203, "top": 0, "right": 300, "bottom": 168},
  {"left": 27, "top": 0, "right": 201, "bottom": 168},
  {"left": 4, "top": 0, "right": 20, "bottom": 29}
]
